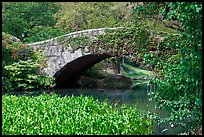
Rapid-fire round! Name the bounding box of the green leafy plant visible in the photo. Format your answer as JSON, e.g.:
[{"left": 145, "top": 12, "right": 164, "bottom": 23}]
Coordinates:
[
  {"left": 2, "top": 32, "right": 35, "bottom": 90},
  {"left": 4, "top": 60, "right": 55, "bottom": 91},
  {"left": 131, "top": 2, "right": 202, "bottom": 131},
  {"left": 2, "top": 2, "right": 61, "bottom": 43},
  {"left": 2, "top": 32, "right": 55, "bottom": 92},
  {"left": 2, "top": 93, "right": 152, "bottom": 135},
  {"left": 68, "top": 35, "right": 92, "bottom": 51}
]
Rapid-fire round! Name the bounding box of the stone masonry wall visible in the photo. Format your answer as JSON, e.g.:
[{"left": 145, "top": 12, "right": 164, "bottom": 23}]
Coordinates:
[{"left": 26, "top": 27, "right": 123, "bottom": 76}]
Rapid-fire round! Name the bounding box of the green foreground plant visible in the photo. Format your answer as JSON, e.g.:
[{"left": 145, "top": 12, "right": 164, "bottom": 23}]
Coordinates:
[{"left": 2, "top": 93, "right": 152, "bottom": 135}]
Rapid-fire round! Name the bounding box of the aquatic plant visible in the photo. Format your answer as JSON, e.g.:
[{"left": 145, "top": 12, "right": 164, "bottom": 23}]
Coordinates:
[{"left": 2, "top": 93, "right": 151, "bottom": 135}]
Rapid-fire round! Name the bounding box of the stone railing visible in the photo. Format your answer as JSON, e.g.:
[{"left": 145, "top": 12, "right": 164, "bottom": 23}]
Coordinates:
[
  {"left": 26, "top": 27, "right": 124, "bottom": 47},
  {"left": 25, "top": 27, "right": 124, "bottom": 76}
]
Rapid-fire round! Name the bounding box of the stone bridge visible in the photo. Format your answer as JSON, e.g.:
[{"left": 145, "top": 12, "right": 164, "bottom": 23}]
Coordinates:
[{"left": 26, "top": 28, "right": 123, "bottom": 88}]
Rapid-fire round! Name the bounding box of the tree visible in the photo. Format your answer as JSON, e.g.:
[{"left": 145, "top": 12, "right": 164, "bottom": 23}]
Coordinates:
[
  {"left": 94, "top": 2, "right": 202, "bottom": 133},
  {"left": 54, "top": 2, "right": 130, "bottom": 32},
  {"left": 131, "top": 2, "right": 202, "bottom": 131},
  {"left": 2, "top": 2, "right": 62, "bottom": 42}
]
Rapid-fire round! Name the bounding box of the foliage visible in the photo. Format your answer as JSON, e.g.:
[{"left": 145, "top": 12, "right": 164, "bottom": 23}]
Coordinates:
[
  {"left": 2, "top": 32, "right": 55, "bottom": 92},
  {"left": 4, "top": 60, "right": 55, "bottom": 91},
  {"left": 2, "top": 2, "right": 63, "bottom": 43},
  {"left": 95, "top": 25, "right": 150, "bottom": 61},
  {"left": 24, "top": 26, "right": 66, "bottom": 43},
  {"left": 54, "top": 2, "right": 130, "bottom": 32},
  {"left": 2, "top": 32, "right": 34, "bottom": 75},
  {"left": 91, "top": 1, "right": 202, "bottom": 132},
  {"left": 84, "top": 60, "right": 109, "bottom": 79},
  {"left": 67, "top": 35, "right": 92, "bottom": 52},
  {"left": 2, "top": 93, "right": 152, "bottom": 135},
  {"left": 131, "top": 2, "right": 202, "bottom": 130},
  {"left": 2, "top": 77, "right": 14, "bottom": 92},
  {"left": 2, "top": 32, "right": 26, "bottom": 92}
]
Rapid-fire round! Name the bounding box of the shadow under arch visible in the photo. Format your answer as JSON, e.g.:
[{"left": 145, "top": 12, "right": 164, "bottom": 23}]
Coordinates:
[{"left": 54, "top": 53, "right": 114, "bottom": 89}]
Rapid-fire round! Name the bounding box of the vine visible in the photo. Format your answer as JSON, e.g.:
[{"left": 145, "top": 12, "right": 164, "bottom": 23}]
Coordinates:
[
  {"left": 130, "top": 2, "right": 202, "bottom": 131},
  {"left": 95, "top": 25, "right": 159, "bottom": 70},
  {"left": 56, "top": 35, "right": 66, "bottom": 44},
  {"left": 93, "top": 3, "right": 202, "bottom": 131},
  {"left": 67, "top": 35, "right": 92, "bottom": 53}
]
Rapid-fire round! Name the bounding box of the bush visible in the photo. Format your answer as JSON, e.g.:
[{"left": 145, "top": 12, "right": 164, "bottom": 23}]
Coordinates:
[
  {"left": 4, "top": 60, "right": 55, "bottom": 91},
  {"left": 2, "top": 32, "right": 32, "bottom": 74},
  {"left": 2, "top": 77, "right": 14, "bottom": 92},
  {"left": 2, "top": 94, "right": 152, "bottom": 135},
  {"left": 2, "top": 32, "right": 55, "bottom": 92}
]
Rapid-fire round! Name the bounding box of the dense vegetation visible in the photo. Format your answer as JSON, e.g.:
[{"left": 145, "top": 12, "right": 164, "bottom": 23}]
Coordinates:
[
  {"left": 2, "top": 93, "right": 152, "bottom": 135},
  {"left": 2, "top": 32, "right": 55, "bottom": 92},
  {"left": 134, "top": 2, "right": 202, "bottom": 131},
  {"left": 94, "top": 2, "right": 202, "bottom": 132},
  {"left": 2, "top": 2, "right": 65, "bottom": 43},
  {"left": 2, "top": 2, "right": 129, "bottom": 43},
  {"left": 54, "top": 2, "right": 130, "bottom": 32},
  {"left": 2, "top": 2, "right": 202, "bottom": 135}
]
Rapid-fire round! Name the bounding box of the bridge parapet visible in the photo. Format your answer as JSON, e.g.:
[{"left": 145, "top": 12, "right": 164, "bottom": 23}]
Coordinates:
[
  {"left": 26, "top": 27, "right": 123, "bottom": 46},
  {"left": 26, "top": 27, "right": 123, "bottom": 76}
]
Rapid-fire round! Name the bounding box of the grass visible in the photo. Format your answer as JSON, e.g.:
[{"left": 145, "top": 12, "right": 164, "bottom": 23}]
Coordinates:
[
  {"left": 120, "top": 63, "right": 155, "bottom": 90},
  {"left": 2, "top": 93, "right": 152, "bottom": 135},
  {"left": 121, "top": 63, "right": 155, "bottom": 78}
]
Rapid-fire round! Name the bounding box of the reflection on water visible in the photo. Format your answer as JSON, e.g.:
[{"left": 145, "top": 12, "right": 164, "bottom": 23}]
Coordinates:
[{"left": 5, "top": 83, "right": 189, "bottom": 135}]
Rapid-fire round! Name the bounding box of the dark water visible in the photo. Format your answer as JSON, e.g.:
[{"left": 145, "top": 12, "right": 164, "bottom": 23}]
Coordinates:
[
  {"left": 5, "top": 83, "right": 189, "bottom": 135},
  {"left": 51, "top": 87, "right": 189, "bottom": 135}
]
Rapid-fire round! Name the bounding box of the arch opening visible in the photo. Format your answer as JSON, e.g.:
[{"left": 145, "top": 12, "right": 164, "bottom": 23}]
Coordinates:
[{"left": 54, "top": 53, "right": 114, "bottom": 89}]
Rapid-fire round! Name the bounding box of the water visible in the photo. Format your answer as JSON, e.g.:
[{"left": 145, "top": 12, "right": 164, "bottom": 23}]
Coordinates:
[
  {"left": 4, "top": 83, "right": 189, "bottom": 135},
  {"left": 51, "top": 87, "right": 188, "bottom": 135}
]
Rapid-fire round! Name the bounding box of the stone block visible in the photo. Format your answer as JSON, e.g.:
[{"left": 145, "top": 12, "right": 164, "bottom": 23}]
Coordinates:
[{"left": 26, "top": 27, "right": 121, "bottom": 77}]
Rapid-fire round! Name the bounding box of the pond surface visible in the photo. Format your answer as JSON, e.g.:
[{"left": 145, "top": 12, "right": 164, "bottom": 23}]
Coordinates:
[{"left": 6, "top": 83, "right": 189, "bottom": 135}]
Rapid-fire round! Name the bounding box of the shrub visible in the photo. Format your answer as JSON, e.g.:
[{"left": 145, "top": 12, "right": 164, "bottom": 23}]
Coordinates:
[
  {"left": 2, "top": 32, "right": 55, "bottom": 92},
  {"left": 4, "top": 60, "right": 55, "bottom": 91},
  {"left": 2, "top": 32, "right": 32, "bottom": 74},
  {"left": 2, "top": 77, "right": 14, "bottom": 92}
]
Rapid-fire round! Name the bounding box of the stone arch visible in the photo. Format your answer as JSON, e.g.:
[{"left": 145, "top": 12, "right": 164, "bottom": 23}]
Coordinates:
[{"left": 54, "top": 53, "right": 114, "bottom": 89}]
